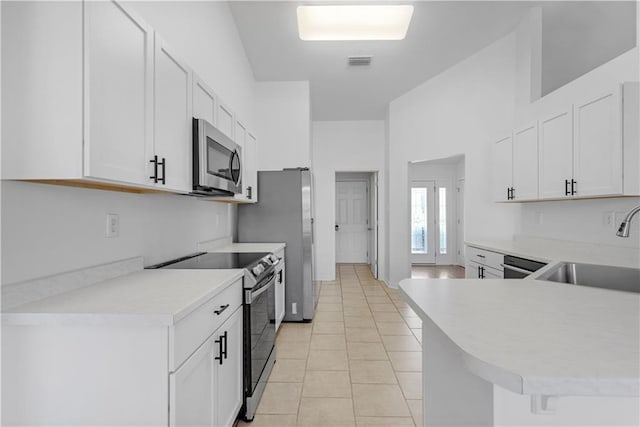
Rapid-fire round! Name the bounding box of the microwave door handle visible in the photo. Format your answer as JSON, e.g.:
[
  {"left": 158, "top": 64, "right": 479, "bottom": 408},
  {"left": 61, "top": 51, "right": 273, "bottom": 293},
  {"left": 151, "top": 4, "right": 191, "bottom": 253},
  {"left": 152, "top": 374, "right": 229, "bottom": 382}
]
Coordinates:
[
  {"left": 232, "top": 150, "right": 241, "bottom": 185},
  {"left": 199, "top": 121, "right": 207, "bottom": 186}
]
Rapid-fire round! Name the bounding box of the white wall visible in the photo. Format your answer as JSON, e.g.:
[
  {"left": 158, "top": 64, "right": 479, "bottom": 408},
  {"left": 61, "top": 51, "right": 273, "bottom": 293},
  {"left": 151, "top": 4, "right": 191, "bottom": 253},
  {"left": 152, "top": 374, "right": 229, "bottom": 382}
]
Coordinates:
[
  {"left": 387, "top": 32, "right": 519, "bottom": 286},
  {"left": 1, "top": 1, "right": 255, "bottom": 285},
  {"left": 254, "top": 81, "right": 311, "bottom": 171},
  {"left": 1, "top": 182, "right": 233, "bottom": 284},
  {"left": 311, "top": 120, "right": 386, "bottom": 281}
]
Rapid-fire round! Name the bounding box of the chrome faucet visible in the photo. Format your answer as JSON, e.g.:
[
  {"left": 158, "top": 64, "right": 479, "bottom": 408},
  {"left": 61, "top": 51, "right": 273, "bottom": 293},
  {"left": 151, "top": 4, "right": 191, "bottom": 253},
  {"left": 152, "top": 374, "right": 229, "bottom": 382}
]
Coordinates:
[{"left": 616, "top": 205, "right": 640, "bottom": 237}]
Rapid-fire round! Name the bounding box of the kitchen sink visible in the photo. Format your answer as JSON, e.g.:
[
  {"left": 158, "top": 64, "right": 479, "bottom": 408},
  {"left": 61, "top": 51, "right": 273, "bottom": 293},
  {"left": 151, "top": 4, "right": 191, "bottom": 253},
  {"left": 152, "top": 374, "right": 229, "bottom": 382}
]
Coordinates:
[{"left": 535, "top": 262, "right": 640, "bottom": 293}]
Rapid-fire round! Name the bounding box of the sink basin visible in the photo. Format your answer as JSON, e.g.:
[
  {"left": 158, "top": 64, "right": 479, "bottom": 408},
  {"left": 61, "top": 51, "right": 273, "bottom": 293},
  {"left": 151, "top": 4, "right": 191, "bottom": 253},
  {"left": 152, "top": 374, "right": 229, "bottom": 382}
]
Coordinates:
[{"left": 535, "top": 262, "right": 640, "bottom": 293}]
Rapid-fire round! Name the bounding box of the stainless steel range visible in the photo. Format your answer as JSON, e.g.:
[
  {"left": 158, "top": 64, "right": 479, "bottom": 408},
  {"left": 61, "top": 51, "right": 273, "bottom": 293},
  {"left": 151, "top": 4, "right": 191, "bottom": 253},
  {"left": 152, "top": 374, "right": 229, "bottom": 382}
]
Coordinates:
[{"left": 147, "top": 251, "right": 281, "bottom": 421}]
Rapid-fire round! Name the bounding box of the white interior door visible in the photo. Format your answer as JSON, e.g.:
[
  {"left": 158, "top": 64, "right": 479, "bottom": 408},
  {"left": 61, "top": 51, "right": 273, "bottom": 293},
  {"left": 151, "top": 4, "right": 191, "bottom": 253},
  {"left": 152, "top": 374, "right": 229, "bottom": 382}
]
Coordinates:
[
  {"left": 410, "top": 181, "right": 435, "bottom": 264},
  {"left": 456, "top": 179, "right": 465, "bottom": 267},
  {"left": 370, "top": 173, "right": 379, "bottom": 278},
  {"left": 336, "top": 180, "right": 369, "bottom": 263}
]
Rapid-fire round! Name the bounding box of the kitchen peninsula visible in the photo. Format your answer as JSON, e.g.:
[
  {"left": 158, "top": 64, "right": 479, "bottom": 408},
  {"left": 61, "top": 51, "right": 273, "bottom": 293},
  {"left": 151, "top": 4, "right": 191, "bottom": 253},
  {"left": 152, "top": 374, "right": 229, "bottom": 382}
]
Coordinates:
[{"left": 400, "top": 277, "right": 640, "bottom": 426}]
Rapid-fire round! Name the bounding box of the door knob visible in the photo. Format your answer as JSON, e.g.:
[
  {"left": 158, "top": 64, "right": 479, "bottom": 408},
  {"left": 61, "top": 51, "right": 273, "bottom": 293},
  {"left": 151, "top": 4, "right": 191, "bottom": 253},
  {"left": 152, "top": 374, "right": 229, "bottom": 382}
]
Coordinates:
[{"left": 335, "top": 224, "right": 340, "bottom": 231}]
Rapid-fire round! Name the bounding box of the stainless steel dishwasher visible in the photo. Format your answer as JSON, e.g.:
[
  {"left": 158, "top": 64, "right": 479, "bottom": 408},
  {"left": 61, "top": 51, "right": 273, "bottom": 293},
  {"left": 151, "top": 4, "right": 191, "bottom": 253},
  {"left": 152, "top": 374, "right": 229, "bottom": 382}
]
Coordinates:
[{"left": 501, "top": 255, "right": 547, "bottom": 279}]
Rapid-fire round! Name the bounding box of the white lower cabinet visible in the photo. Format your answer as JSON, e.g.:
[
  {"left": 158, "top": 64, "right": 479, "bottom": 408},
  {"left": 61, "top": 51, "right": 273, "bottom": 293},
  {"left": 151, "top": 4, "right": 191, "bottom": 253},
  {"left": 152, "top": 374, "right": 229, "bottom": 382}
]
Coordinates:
[
  {"left": 2, "top": 278, "right": 244, "bottom": 427},
  {"left": 465, "top": 246, "right": 504, "bottom": 279},
  {"left": 214, "top": 307, "right": 244, "bottom": 427},
  {"left": 170, "top": 338, "right": 216, "bottom": 427},
  {"left": 170, "top": 306, "right": 243, "bottom": 427}
]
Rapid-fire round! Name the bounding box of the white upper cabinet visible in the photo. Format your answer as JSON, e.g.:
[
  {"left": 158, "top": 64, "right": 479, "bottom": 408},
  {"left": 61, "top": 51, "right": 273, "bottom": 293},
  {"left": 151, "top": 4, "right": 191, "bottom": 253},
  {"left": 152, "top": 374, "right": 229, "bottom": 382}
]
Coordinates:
[
  {"left": 217, "top": 102, "right": 235, "bottom": 140},
  {"left": 83, "top": 0, "right": 154, "bottom": 186},
  {"left": 193, "top": 74, "right": 217, "bottom": 126},
  {"left": 512, "top": 123, "right": 539, "bottom": 201},
  {"left": 153, "top": 34, "right": 193, "bottom": 193},
  {"left": 494, "top": 82, "right": 638, "bottom": 203},
  {"left": 2, "top": 1, "right": 84, "bottom": 180},
  {"left": 573, "top": 86, "right": 623, "bottom": 197},
  {"left": 492, "top": 135, "right": 513, "bottom": 202},
  {"left": 2, "top": 0, "right": 253, "bottom": 197},
  {"left": 235, "top": 120, "right": 247, "bottom": 147},
  {"left": 245, "top": 132, "right": 259, "bottom": 202},
  {"left": 539, "top": 108, "right": 573, "bottom": 199}
]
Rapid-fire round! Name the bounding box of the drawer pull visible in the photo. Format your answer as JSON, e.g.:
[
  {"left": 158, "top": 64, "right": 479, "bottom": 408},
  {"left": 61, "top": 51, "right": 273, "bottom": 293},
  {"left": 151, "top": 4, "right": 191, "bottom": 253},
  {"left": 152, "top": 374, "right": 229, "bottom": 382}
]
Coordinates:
[
  {"left": 214, "top": 304, "right": 230, "bottom": 315},
  {"left": 476, "top": 254, "right": 486, "bottom": 258}
]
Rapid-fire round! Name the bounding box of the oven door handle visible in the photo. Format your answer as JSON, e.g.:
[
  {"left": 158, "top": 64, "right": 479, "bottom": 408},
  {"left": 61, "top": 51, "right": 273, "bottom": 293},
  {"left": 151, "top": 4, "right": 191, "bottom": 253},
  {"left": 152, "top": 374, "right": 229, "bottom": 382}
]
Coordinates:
[
  {"left": 500, "top": 263, "right": 534, "bottom": 276},
  {"left": 245, "top": 273, "right": 276, "bottom": 304}
]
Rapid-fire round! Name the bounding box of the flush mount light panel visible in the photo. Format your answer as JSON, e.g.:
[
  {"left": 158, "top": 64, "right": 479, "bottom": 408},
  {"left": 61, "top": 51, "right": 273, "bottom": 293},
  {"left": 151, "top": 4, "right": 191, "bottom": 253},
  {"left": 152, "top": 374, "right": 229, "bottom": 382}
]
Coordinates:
[{"left": 297, "top": 5, "right": 414, "bottom": 41}]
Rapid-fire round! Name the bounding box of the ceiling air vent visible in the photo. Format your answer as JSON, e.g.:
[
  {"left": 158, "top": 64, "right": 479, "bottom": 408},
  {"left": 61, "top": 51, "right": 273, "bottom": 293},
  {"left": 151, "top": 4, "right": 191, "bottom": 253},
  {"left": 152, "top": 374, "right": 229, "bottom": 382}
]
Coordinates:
[{"left": 348, "top": 55, "right": 373, "bottom": 66}]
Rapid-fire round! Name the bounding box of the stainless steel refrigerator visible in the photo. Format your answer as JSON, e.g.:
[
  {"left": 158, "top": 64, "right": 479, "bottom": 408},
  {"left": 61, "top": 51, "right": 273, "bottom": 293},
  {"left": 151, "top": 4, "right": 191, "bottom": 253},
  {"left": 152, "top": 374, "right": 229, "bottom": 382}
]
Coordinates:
[{"left": 237, "top": 168, "right": 318, "bottom": 321}]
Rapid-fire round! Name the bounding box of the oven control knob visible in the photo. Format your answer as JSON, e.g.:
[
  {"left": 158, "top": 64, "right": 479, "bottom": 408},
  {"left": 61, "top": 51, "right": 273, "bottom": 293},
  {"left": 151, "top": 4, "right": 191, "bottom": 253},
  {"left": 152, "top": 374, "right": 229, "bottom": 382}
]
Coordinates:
[
  {"left": 269, "top": 254, "right": 279, "bottom": 263},
  {"left": 252, "top": 265, "right": 264, "bottom": 276}
]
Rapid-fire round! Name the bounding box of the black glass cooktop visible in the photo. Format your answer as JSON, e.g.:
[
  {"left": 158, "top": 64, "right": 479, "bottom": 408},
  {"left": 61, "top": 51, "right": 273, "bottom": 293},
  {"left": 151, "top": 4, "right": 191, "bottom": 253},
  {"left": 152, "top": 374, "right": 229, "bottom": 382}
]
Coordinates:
[{"left": 147, "top": 252, "right": 269, "bottom": 270}]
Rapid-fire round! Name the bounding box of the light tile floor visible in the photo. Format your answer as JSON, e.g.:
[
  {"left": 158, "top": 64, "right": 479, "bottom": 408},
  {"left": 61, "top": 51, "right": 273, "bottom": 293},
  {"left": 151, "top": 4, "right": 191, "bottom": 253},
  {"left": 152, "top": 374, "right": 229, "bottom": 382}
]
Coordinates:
[{"left": 238, "top": 264, "right": 423, "bottom": 427}]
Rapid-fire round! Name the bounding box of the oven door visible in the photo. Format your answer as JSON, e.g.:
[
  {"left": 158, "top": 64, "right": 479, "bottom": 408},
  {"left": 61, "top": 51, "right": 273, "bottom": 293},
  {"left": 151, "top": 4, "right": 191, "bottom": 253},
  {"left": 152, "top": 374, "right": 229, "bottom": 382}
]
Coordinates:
[
  {"left": 193, "top": 118, "right": 242, "bottom": 194},
  {"left": 244, "top": 272, "right": 276, "bottom": 414}
]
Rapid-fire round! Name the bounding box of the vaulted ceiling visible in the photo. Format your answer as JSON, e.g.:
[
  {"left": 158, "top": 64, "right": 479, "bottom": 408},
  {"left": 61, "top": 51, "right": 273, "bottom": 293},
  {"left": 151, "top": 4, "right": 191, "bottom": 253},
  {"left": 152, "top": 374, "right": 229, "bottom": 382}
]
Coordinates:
[{"left": 230, "top": 1, "right": 636, "bottom": 121}]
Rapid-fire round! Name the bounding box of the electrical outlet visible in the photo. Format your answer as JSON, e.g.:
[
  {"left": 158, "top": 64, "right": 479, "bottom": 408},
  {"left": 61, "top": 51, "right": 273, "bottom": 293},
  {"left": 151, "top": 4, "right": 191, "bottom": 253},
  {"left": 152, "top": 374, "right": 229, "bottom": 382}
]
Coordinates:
[
  {"left": 603, "top": 212, "right": 615, "bottom": 229},
  {"left": 106, "top": 213, "right": 120, "bottom": 238},
  {"left": 292, "top": 302, "right": 298, "bottom": 315}
]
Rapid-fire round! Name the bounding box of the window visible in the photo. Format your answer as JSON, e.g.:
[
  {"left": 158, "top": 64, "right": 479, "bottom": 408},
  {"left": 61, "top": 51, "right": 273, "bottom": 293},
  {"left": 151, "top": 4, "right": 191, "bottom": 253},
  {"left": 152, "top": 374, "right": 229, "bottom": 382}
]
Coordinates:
[
  {"left": 411, "top": 188, "right": 428, "bottom": 254},
  {"left": 438, "top": 187, "right": 447, "bottom": 254}
]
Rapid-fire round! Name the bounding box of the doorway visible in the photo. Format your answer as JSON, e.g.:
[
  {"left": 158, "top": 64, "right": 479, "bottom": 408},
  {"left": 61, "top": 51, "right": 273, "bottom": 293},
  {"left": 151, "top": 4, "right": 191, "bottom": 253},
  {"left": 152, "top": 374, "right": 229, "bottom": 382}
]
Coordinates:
[
  {"left": 335, "top": 172, "right": 379, "bottom": 278},
  {"left": 408, "top": 155, "right": 465, "bottom": 266}
]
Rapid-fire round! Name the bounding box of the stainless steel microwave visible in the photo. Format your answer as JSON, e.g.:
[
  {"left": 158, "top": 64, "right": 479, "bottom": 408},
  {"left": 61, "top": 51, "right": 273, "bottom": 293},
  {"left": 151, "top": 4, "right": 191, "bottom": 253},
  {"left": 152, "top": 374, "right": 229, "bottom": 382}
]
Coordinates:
[{"left": 192, "top": 118, "right": 242, "bottom": 196}]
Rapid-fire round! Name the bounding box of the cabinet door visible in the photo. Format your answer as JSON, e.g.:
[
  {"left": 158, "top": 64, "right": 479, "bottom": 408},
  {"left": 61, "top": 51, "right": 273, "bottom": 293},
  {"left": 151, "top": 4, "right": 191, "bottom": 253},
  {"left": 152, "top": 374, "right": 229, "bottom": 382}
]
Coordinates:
[
  {"left": 154, "top": 34, "right": 193, "bottom": 193},
  {"left": 84, "top": 0, "right": 153, "bottom": 185},
  {"left": 245, "top": 132, "right": 259, "bottom": 202},
  {"left": 217, "top": 102, "right": 235, "bottom": 140},
  {"left": 492, "top": 135, "right": 513, "bottom": 202},
  {"left": 573, "top": 86, "right": 623, "bottom": 197},
  {"left": 275, "top": 263, "right": 286, "bottom": 331},
  {"left": 215, "top": 308, "right": 244, "bottom": 427},
  {"left": 539, "top": 109, "right": 573, "bottom": 199},
  {"left": 193, "top": 75, "right": 217, "bottom": 125},
  {"left": 512, "top": 123, "right": 539, "bottom": 201},
  {"left": 465, "top": 261, "right": 481, "bottom": 279},
  {"left": 170, "top": 339, "right": 215, "bottom": 427}
]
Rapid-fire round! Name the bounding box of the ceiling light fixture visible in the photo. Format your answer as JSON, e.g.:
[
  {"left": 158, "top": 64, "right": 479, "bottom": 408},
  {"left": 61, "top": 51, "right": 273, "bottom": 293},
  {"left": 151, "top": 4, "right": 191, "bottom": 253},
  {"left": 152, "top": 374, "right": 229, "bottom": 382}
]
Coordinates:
[{"left": 297, "top": 5, "right": 414, "bottom": 41}]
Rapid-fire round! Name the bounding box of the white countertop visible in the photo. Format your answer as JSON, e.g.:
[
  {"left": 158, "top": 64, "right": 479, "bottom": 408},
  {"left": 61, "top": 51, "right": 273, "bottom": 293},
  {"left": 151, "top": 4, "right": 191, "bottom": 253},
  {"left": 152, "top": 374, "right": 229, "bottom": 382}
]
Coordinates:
[
  {"left": 3, "top": 269, "right": 244, "bottom": 327},
  {"left": 202, "top": 242, "right": 286, "bottom": 253},
  {"left": 466, "top": 237, "right": 640, "bottom": 269},
  {"left": 399, "top": 278, "right": 640, "bottom": 397}
]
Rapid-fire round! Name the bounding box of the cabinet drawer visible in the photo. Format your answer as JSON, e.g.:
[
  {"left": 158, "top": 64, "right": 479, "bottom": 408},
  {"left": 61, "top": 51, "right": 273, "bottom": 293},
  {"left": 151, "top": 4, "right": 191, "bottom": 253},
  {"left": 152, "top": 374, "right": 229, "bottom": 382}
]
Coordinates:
[
  {"left": 466, "top": 246, "right": 503, "bottom": 271},
  {"left": 170, "top": 278, "right": 242, "bottom": 370}
]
